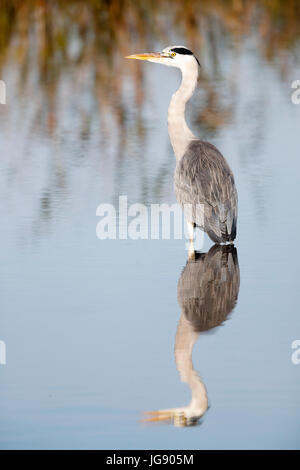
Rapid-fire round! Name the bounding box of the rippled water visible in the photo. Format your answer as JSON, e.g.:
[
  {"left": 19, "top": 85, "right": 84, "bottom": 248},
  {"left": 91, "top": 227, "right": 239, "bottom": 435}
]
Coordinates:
[{"left": 0, "top": 2, "right": 300, "bottom": 450}]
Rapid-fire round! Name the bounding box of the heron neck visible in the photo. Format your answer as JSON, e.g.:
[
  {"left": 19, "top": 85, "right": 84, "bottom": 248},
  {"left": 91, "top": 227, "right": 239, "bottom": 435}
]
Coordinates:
[
  {"left": 168, "top": 64, "right": 198, "bottom": 161},
  {"left": 175, "top": 314, "right": 208, "bottom": 416}
]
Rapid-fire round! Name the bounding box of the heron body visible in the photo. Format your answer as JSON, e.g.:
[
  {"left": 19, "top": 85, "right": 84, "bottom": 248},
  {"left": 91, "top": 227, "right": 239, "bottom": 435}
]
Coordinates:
[
  {"left": 174, "top": 140, "right": 237, "bottom": 244},
  {"left": 126, "top": 46, "right": 238, "bottom": 244}
]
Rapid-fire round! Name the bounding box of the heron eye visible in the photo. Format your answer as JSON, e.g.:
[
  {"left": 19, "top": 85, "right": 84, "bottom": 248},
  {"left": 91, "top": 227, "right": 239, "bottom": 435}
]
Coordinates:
[{"left": 171, "top": 52, "right": 176, "bottom": 57}]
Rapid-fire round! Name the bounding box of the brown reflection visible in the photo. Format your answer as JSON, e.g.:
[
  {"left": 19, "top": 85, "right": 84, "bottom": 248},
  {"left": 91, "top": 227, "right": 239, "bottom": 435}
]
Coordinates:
[
  {"left": 143, "top": 244, "right": 240, "bottom": 426},
  {"left": 0, "top": 0, "right": 300, "bottom": 138}
]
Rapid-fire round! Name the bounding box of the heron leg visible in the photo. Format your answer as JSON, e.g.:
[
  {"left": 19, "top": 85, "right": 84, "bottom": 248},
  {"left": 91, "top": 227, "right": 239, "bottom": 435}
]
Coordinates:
[{"left": 186, "top": 221, "right": 195, "bottom": 260}]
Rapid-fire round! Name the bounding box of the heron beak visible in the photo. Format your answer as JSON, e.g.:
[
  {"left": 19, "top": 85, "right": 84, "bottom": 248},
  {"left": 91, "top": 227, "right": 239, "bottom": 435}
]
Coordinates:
[
  {"left": 141, "top": 410, "right": 173, "bottom": 423},
  {"left": 125, "top": 52, "right": 165, "bottom": 63}
]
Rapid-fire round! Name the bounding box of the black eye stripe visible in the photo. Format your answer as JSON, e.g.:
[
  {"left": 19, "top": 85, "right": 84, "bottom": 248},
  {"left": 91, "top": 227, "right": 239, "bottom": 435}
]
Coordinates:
[
  {"left": 170, "top": 47, "right": 200, "bottom": 66},
  {"left": 171, "top": 47, "right": 193, "bottom": 55}
]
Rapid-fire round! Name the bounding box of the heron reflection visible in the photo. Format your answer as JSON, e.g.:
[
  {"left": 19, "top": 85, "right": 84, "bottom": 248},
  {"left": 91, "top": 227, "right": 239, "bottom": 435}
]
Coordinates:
[{"left": 143, "top": 244, "right": 240, "bottom": 426}]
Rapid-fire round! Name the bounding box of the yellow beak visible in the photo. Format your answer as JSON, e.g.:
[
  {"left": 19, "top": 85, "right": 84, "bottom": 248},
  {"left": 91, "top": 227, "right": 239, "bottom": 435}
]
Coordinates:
[{"left": 125, "top": 52, "right": 164, "bottom": 61}]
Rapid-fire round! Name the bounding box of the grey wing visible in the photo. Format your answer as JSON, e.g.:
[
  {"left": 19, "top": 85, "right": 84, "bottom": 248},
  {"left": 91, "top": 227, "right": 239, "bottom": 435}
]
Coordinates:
[
  {"left": 177, "top": 244, "right": 240, "bottom": 332},
  {"left": 174, "top": 140, "right": 238, "bottom": 243}
]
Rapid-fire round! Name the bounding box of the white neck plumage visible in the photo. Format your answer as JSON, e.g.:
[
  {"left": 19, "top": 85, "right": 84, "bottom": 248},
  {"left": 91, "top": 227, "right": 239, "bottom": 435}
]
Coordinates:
[
  {"left": 175, "top": 313, "right": 208, "bottom": 419},
  {"left": 168, "top": 61, "right": 198, "bottom": 161}
]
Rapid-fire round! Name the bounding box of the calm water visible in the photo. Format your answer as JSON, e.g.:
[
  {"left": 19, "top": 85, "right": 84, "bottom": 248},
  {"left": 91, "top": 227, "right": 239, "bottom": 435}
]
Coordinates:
[{"left": 0, "top": 2, "right": 300, "bottom": 449}]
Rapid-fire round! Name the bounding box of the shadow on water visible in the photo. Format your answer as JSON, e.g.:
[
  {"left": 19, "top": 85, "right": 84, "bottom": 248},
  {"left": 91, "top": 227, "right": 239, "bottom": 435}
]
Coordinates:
[{"left": 143, "top": 244, "right": 240, "bottom": 427}]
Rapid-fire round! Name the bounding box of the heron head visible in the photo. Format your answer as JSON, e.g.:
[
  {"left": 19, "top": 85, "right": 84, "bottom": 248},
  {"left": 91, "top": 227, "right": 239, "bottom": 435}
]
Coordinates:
[{"left": 126, "top": 45, "right": 200, "bottom": 72}]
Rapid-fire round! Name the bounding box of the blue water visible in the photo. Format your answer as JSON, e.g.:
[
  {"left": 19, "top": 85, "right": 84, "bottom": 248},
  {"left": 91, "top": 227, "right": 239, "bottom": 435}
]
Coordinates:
[{"left": 0, "top": 34, "right": 300, "bottom": 449}]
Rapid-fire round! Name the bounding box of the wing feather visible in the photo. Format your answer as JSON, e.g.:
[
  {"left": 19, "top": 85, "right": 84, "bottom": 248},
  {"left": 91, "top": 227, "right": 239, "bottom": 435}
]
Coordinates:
[{"left": 174, "top": 140, "right": 238, "bottom": 243}]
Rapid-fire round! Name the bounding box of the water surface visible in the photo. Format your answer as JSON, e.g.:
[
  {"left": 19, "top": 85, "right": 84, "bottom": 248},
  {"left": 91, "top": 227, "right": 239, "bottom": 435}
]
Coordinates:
[{"left": 0, "top": 1, "right": 300, "bottom": 449}]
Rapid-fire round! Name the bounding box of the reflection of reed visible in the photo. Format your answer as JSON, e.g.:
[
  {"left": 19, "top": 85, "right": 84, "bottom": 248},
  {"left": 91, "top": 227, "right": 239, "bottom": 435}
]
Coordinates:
[
  {"left": 144, "top": 245, "right": 240, "bottom": 427},
  {"left": 0, "top": 0, "right": 299, "bottom": 137}
]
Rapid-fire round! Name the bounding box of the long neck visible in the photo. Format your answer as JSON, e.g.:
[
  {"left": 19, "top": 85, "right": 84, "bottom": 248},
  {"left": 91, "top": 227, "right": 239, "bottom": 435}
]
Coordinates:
[
  {"left": 168, "top": 63, "right": 198, "bottom": 161},
  {"left": 175, "top": 313, "right": 208, "bottom": 417}
]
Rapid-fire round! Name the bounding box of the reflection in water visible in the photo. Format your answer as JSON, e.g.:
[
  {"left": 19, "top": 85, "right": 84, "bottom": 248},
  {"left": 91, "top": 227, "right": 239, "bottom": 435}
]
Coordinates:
[{"left": 144, "top": 245, "right": 240, "bottom": 426}]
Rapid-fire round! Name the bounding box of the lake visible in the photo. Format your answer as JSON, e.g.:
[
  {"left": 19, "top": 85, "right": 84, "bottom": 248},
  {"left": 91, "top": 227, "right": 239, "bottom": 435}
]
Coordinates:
[{"left": 0, "top": 0, "right": 299, "bottom": 450}]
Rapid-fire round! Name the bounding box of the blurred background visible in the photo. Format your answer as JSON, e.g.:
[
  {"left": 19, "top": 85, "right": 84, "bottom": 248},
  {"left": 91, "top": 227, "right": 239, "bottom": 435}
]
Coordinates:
[{"left": 0, "top": 0, "right": 300, "bottom": 449}]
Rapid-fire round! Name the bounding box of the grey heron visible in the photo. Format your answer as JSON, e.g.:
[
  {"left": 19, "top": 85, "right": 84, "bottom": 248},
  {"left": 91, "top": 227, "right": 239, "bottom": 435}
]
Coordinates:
[
  {"left": 126, "top": 46, "right": 238, "bottom": 248},
  {"left": 143, "top": 244, "right": 240, "bottom": 426}
]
